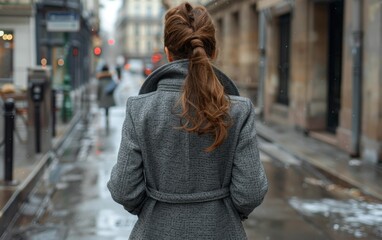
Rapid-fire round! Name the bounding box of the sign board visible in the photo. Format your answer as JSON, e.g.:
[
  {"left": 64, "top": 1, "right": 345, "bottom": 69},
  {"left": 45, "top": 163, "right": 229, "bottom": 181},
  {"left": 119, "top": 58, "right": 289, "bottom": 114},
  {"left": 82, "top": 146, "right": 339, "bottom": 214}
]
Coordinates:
[{"left": 46, "top": 12, "right": 80, "bottom": 32}]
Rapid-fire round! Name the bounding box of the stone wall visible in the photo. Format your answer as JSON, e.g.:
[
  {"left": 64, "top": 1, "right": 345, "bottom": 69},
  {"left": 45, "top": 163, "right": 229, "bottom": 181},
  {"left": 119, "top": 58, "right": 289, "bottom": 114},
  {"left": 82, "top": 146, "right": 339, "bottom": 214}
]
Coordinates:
[{"left": 207, "top": 0, "right": 259, "bottom": 102}]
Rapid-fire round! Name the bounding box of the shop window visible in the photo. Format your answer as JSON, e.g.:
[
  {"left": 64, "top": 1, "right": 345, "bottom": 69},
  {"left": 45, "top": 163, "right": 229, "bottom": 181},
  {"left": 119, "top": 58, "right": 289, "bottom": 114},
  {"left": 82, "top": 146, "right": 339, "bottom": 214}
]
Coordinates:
[{"left": 0, "top": 30, "right": 14, "bottom": 80}]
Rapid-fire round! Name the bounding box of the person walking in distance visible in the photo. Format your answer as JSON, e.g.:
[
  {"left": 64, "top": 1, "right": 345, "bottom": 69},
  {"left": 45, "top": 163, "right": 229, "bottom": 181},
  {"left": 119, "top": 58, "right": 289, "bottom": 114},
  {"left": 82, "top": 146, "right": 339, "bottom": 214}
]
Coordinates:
[
  {"left": 108, "top": 2, "right": 268, "bottom": 239},
  {"left": 96, "top": 64, "right": 116, "bottom": 129}
]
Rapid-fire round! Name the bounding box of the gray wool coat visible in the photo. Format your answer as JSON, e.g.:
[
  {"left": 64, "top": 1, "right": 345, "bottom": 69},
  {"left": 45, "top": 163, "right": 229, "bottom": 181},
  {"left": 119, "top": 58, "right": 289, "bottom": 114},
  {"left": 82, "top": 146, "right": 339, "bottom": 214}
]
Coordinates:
[{"left": 107, "top": 60, "right": 268, "bottom": 240}]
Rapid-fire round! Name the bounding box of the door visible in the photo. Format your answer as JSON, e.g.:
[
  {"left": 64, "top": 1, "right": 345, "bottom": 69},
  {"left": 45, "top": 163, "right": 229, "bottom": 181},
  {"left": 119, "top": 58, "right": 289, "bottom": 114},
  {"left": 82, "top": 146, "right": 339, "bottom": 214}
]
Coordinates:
[
  {"left": 327, "top": 0, "right": 343, "bottom": 133},
  {"left": 277, "top": 13, "right": 291, "bottom": 105}
]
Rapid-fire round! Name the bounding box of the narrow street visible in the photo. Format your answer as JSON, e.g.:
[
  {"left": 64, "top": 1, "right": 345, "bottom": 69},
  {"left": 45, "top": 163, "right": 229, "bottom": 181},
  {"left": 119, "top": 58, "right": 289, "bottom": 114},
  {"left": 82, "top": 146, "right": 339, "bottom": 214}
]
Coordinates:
[
  {"left": 2, "top": 1, "right": 382, "bottom": 240},
  {"left": 4, "top": 102, "right": 382, "bottom": 240}
]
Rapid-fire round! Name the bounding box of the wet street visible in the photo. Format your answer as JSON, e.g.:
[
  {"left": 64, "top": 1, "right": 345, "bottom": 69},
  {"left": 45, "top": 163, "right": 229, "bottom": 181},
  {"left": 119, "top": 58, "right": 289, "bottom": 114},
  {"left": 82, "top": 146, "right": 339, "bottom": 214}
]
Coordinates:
[
  {"left": 3, "top": 0, "right": 382, "bottom": 239},
  {"left": 3, "top": 103, "right": 382, "bottom": 239}
]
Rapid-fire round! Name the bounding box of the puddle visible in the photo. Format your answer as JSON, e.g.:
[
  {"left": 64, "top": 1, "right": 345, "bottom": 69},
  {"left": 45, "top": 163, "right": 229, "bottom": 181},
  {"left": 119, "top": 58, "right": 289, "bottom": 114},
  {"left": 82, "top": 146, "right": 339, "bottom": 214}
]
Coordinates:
[
  {"left": 61, "top": 174, "right": 83, "bottom": 182},
  {"left": 94, "top": 209, "right": 137, "bottom": 237},
  {"left": 96, "top": 209, "right": 137, "bottom": 230},
  {"left": 11, "top": 224, "right": 68, "bottom": 240},
  {"left": 289, "top": 198, "right": 382, "bottom": 238}
]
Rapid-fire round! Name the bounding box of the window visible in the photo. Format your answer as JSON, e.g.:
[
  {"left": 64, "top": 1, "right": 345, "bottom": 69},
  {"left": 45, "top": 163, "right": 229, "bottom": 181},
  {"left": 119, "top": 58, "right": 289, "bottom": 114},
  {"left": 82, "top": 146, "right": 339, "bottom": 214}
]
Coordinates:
[
  {"left": 135, "top": 24, "right": 140, "bottom": 35},
  {"left": 0, "top": 30, "right": 14, "bottom": 80},
  {"left": 147, "top": 25, "right": 151, "bottom": 35},
  {"left": 135, "top": 4, "right": 140, "bottom": 15},
  {"left": 135, "top": 40, "right": 140, "bottom": 54}
]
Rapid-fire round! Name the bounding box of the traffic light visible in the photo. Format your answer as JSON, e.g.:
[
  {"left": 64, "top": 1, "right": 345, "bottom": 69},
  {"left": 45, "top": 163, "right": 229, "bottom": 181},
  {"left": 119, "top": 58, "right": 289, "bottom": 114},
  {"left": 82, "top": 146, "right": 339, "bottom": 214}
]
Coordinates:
[
  {"left": 152, "top": 53, "right": 162, "bottom": 63},
  {"left": 93, "top": 46, "right": 102, "bottom": 57},
  {"left": 108, "top": 38, "right": 115, "bottom": 45},
  {"left": 72, "top": 47, "right": 79, "bottom": 57}
]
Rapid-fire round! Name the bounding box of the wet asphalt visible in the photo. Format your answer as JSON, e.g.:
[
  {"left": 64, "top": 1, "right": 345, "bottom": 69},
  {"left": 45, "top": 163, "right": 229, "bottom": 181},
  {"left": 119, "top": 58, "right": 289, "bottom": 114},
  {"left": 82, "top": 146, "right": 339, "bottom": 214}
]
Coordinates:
[{"left": 3, "top": 75, "right": 382, "bottom": 240}]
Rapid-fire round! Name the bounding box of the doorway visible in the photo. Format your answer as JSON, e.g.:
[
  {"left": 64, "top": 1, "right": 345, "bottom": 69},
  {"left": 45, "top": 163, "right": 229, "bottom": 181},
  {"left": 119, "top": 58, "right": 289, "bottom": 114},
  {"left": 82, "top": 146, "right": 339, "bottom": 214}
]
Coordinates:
[
  {"left": 327, "top": 0, "right": 344, "bottom": 133},
  {"left": 277, "top": 13, "right": 291, "bottom": 106}
]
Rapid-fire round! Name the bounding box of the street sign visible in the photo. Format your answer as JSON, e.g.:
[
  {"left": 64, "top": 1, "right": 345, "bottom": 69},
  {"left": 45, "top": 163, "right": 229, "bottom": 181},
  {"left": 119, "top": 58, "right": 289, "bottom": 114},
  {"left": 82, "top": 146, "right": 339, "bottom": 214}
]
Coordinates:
[{"left": 46, "top": 12, "right": 80, "bottom": 32}]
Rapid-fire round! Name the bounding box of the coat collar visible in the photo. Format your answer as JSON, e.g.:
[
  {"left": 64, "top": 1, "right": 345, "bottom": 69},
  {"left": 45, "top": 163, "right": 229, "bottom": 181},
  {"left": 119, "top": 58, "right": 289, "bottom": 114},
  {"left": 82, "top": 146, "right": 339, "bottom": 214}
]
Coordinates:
[{"left": 139, "top": 59, "right": 240, "bottom": 96}]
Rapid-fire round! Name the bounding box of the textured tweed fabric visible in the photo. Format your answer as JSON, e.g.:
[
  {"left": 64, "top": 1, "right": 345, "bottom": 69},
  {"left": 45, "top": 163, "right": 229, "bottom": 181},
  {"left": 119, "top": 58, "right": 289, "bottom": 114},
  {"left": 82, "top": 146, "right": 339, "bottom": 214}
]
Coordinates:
[{"left": 108, "top": 60, "right": 268, "bottom": 240}]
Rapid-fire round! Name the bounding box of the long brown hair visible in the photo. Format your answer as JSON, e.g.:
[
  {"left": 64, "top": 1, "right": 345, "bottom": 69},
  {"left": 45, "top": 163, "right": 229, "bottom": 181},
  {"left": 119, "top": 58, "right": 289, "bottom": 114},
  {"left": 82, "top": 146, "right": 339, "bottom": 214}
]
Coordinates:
[{"left": 164, "top": 2, "right": 231, "bottom": 152}]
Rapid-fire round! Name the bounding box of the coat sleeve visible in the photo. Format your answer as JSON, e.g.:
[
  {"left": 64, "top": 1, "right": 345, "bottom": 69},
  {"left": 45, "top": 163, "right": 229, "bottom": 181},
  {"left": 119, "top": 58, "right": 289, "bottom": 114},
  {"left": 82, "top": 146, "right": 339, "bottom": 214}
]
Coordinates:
[
  {"left": 107, "top": 99, "right": 147, "bottom": 215},
  {"left": 230, "top": 99, "right": 268, "bottom": 220}
]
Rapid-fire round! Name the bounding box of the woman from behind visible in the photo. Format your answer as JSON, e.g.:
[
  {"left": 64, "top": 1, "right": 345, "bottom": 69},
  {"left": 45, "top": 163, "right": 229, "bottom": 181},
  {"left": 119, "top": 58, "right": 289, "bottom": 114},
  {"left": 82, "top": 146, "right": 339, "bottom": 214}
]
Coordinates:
[{"left": 107, "top": 2, "right": 268, "bottom": 239}]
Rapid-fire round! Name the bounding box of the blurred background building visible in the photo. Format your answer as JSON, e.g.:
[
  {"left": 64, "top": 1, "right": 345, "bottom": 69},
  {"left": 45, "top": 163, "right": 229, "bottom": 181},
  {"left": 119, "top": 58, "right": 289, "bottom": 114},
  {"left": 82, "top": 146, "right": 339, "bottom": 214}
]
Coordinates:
[
  {"left": 114, "top": 0, "right": 163, "bottom": 61},
  {"left": 0, "top": 0, "right": 101, "bottom": 144},
  {"left": 0, "top": 0, "right": 36, "bottom": 89},
  {"left": 162, "top": 0, "right": 210, "bottom": 9},
  {"left": 35, "top": 0, "right": 100, "bottom": 90},
  {"left": 0, "top": 0, "right": 100, "bottom": 89}
]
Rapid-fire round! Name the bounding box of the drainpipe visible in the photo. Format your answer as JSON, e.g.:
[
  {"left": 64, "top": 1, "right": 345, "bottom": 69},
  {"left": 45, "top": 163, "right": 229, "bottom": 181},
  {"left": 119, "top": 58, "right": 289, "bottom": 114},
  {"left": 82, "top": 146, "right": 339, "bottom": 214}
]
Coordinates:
[
  {"left": 351, "top": 0, "right": 363, "bottom": 157},
  {"left": 257, "top": 10, "right": 267, "bottom": 117}
]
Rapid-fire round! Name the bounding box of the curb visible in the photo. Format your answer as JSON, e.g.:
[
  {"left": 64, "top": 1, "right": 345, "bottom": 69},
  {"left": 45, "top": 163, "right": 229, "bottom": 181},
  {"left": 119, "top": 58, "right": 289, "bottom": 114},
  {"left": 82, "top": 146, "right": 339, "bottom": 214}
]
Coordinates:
[
  {"left": 256, "top": 125, "right": 382, "bottom": 202},
  {"left": 0, "top": 152, "right": 53, "bottom": 237},
  {"left": 0, "top": 113, "right": 82, "bottom": 238}
]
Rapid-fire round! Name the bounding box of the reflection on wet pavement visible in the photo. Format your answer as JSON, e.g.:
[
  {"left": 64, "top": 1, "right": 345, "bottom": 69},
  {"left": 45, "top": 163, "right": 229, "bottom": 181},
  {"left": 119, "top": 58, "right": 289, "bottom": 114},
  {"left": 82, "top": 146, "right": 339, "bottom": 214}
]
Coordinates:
[
  {"left": 6, "top": 107, "right": 137, "bottom": 240},
  {"left": 95, "top": 209, "right": 136, "bottom": 236},
  {"left": 11, "top": 224, "right": 68, "bottom": 240},
  {"left": 60, "top": 107, "right": 138, "bottom": 239},
  {"left": 290, "top": 198, "right": 382, "bottom": 239},
  {"left": 245, "top": 140, "right": 382, "bottom": 240}
]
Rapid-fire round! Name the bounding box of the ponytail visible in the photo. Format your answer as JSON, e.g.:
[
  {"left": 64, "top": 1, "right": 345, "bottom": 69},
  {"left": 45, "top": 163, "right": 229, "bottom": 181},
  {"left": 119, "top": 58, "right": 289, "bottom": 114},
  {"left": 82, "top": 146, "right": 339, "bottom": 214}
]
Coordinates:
[{"left": 165, "top": 2, "right": 232, "bottom": 152}]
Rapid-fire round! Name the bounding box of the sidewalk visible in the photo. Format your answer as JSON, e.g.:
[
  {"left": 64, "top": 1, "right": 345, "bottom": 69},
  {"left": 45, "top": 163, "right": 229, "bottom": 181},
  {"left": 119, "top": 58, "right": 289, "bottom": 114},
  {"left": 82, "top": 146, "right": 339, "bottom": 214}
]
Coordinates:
[
  {"left": 0, "top": 109, "right": 82, "bottom": 237},
  {"left": 256, "top": 120, "right": 382, "bottom": 202}
]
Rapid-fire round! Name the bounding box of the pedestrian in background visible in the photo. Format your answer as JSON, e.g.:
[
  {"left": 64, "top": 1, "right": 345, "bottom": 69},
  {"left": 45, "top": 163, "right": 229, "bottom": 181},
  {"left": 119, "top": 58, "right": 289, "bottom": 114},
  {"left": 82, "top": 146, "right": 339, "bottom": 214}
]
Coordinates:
[
  {"left": 115, "top": 64, "right": 122, "bottom": 82},
  {"left": 96, "top": 64, "right": 116, "bottom": 128},
  {"left": 108, "top": 2, "right": 268, "bottom": 239}
]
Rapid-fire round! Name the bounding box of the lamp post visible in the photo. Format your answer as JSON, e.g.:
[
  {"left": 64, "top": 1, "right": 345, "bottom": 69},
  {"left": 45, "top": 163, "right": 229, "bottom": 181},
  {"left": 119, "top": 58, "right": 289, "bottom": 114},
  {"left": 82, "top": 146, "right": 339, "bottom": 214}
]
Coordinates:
[{"left": 61, "top": 32, "right": 73, "bottom": 123}]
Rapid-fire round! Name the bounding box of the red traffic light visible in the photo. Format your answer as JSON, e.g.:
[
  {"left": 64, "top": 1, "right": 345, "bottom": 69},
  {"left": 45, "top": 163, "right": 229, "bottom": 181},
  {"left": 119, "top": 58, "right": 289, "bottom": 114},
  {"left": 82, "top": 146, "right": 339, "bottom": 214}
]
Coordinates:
[
  {"left": 108, "top": 39, "right": 115, "bottom": 45},
  {"left": 72, "top": 47, "right": 79, "bottom": 57},
  {"left": 93, "top": 47, "right": 102, "bottom": 56},
  {"left": 151, "top": 53, "right": 162, "bottom": 63}
]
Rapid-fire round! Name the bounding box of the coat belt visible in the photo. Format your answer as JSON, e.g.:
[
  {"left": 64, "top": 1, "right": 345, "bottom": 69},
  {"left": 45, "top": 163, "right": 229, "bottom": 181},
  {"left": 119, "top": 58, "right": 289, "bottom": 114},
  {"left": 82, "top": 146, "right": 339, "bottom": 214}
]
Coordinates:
[{"left": 146, "top": 187, "right": 230, "bottom": 204}]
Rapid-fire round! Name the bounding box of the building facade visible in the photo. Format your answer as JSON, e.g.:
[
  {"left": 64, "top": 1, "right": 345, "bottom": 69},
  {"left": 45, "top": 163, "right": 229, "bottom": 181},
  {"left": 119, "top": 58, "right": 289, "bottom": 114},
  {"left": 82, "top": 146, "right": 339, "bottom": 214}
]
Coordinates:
[
  {"left": 162, "top": 0, "right": 210, "bottom": 8},
  {"left": 207, "top": 0, "right": 382, "bottom": 163},
  {"left": 0, "top": 0, "right": 99, "bottom": 89},
  {"left": 0, "top": 0, "right": 36, "bottom": 89},
  {"left": 206, "top": 0, "right": 259, "bottom": 100},
  {"left": 35, "top": 0, "right": 100, "bottom": 89},
  {"left": 115, "top": 0, "right": 163, "bottom": 60},
  {"left": 115, "top": 0, "right": 212, "bottom": 62}
]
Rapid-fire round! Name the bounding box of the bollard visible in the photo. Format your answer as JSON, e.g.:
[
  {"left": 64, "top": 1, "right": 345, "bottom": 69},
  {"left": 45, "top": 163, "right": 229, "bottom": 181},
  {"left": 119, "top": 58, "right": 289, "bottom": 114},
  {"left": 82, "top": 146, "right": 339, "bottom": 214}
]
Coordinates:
[
  {"left": 4, "top": 98, "right": 15, "bottom": 182},
  {"left": 31, "top": 83, "right": 44, "bottom": 153}
]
